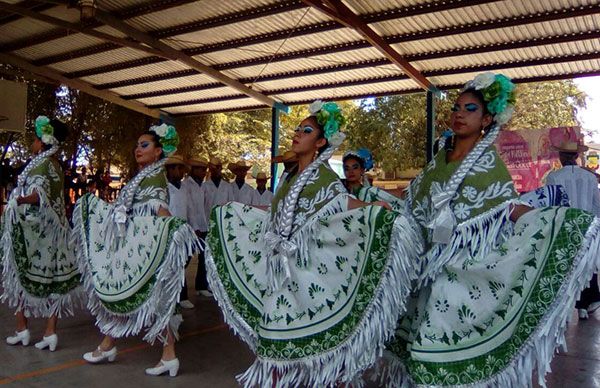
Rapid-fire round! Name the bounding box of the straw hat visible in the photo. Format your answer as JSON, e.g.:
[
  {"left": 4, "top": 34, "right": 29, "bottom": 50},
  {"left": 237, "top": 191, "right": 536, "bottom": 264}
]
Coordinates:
[
  {"left": 209, "top": 156, "right": 223, "bottom": 166},
  {"left": 229, "top": 160, "right": 252, "bottom": 171},
  {"left": 272, "top": 150, "right": 298, "bottom": 163},
  {"left": 188, "top": 157, "right": 209, "bottom": 167},
  {"left": 165, "top": 154, "right": 187, "bottom": 166},
  {"left": 551, "top": 140, "right": 588, "bottom": 153},
  {"left": 256, "top": 172, "right": 269, "bottom": 180}
]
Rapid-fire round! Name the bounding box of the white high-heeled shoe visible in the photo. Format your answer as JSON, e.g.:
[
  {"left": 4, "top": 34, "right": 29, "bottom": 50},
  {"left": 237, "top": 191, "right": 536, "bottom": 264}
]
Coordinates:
[
  {"left": 145, "top": 358, "right": 179, "bottom": 377},
  {"left": 6, "top": 329, "right": 30, "bottom": 346},
  {"left": 83, "top": 347, "right": 117, "bottom": 363},
  {"left": 34, "top": 334, "right": 58, "bottom": 351}
]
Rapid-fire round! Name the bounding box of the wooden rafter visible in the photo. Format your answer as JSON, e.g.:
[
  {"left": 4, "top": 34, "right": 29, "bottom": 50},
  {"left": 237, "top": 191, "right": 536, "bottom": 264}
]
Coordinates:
[
  {"left": 0, "top": 2, "right": 169, "bottom": 59},
  {"left": 61, "top": 3, "right": 600, "bottom": 80},
  {"left": 92, "top": 9, "right": 285, "bottom": 109},
  {"left": 301, "top": 0, "right": 433, "bottom": 91}
]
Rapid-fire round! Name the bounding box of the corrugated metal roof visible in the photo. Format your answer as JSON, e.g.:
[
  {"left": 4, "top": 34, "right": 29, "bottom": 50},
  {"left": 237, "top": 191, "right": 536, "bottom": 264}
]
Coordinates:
[
  {"left": 138, "top": 7, "right": 328, "bottom": 51},
  {"left": 0, "top": 0, "right": 598, "bottom": 116},
  {"left": 81, "top": 61, "right": 193, "bottom": 85}
]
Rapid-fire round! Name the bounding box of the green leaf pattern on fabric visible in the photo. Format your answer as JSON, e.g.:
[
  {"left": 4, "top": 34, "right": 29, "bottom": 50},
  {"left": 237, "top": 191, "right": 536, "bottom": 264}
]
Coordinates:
[
  {"left": 9, "top": 158, "right": 80, "bottom": 297},
  {"left": 385, "top": 142, "right": 596, "bottom": 386},
  {"left": 209, "top": 164, "right": 400, "bottom": 360},
  {"left": 79, "top": 168, "right": 180, "bottom": 313}
]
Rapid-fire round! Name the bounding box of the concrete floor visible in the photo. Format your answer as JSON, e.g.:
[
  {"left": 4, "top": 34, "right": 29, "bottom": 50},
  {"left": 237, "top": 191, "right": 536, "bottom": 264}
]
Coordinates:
[{"left": 0, "top": 262, "right": 599, "bottom": 387}]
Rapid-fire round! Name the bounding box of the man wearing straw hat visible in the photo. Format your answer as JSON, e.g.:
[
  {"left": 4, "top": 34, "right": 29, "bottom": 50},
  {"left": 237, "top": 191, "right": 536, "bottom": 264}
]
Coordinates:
[
  {"left": 229, "top": 159, "right": 256, "bottom": 205},
  {"left": 202, "top": 157, "right": 233, "bottom": 293},
  {"left": 547, "top": 139, "right": 600, "bottom": 320},
  {"left": 251, "top": 171, "right": 273, "bottom": 207},
  {"left": 165, "top": 154, "right": 195, "bottom": 309},
  {"left": 181, "top": 157, "right": 210, "bottom": 297}
]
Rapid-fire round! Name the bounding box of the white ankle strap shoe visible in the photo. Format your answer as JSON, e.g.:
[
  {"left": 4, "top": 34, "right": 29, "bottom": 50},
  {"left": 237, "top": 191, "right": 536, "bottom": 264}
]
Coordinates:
[
  {"left": 34, "top": 334, "right": 58, "bottom": 351},
  {"left": 6, "top": 329, "right": 30, "bottom": 346},
  {"left": 83, "top": 346, "right": 118, "bottom": 363},
  {"left": 145, "top": 358, "right": 179, "bottom": 377}
]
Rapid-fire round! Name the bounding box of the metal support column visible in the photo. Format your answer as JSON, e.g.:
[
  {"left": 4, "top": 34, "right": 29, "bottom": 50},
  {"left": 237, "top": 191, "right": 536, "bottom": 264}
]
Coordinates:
[
  {"left": 426, "top": 90, "right": 435, "bottom": 162},
  {"left": 270, "top": 107, "right": 280, "bottom": 190}
]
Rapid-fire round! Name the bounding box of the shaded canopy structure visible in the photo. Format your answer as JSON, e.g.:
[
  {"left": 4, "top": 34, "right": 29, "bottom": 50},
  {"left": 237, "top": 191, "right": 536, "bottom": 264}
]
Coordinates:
[{"left": 0, "top": 0, "right": 598, "bottom": 119}]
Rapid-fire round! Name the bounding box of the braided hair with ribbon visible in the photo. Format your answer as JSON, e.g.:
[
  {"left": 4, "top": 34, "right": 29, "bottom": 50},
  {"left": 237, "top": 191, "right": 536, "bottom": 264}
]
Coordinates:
[
  {"left": 422, "top": 73, "right": 516, "bottom": 244},
  {"left": 264, "top": 101, "right": 346, "bottom": 291}
]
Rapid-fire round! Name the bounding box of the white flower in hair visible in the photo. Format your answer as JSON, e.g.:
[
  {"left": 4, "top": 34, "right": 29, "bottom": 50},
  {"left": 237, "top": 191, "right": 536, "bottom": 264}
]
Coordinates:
[
  {"left": 308, "top": 100, "right": 324, "bottom": 115},
  {"left": 467, "top": 72, "right": 496, "bottom": 91},
  {"left": 494, "top": 105, "right": 515, "bottom": 125},
  {"left": 41, "top": 134, "right": 57, "bottom": 145},
  {"left": 328, "top": 131, "right": 346, "bottom": 147},
  {"left": 150, "top": 123, "right": 168, "bottom": 137}
]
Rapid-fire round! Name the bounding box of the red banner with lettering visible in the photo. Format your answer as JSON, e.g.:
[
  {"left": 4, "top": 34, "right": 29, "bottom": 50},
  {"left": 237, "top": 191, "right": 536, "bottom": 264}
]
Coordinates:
[{"left": 495, "top": 127, "right": 581, "bottom": 193}]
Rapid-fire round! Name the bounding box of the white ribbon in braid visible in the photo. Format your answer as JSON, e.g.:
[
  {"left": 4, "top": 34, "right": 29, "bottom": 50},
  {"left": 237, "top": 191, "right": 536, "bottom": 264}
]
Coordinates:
[
  {"left": 104, "top": 159, "right": 166, "bottom": 247},
  {"left": 264, "top": 133, "right": 346, "bottom": 291},
  {"left": 14, "top": 145, "right": 60, "bottom": 198},
  {"left": 427, "top": 123, "right": 501, "bottom": 244}
]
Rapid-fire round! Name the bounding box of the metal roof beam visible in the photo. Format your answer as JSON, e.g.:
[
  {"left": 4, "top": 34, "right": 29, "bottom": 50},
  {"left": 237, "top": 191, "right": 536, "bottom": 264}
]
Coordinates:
[
  {"left": 0, "top": 2, "right": 169, "bottom": 58},
  {"left": 29, "top": 0, "right": 493, "bottom": 66},
  {"left": 92, "top": 9, "right": 285, "bottom": 109},
  {"left": 0, "top": 52, "right": 161, "bottom": 117},
  {"left": 31, "top": 0, "right": 307, "bottom": 66},
  {"left": 117, "top": 30, "right": 600, "bottom": 100},
  {"left": 121, "top": 58, "right": 390, "bottom": 99},
  {"left": 301, "top": 0, "right": 433, "bottom": 90},
  {"left": 98, "top": 70, "right": 199, "bottom": 90},
  {"left": 147, "top": 51, "right": 600, "bottom": 108},
  {"left": 0, "top": 0, "right": 52, "bottom": 26},
  {"left": 173, "top": 70, "right": 600, "bottom": 116},
  {"left": 217, "top": 29, "right": 600, "bottom": 70},
  {"left": 147, "top": 74, "right": 408, "bottom": 108},
  {"left": 62, "top": 3, "right": 600, "bottom": 80},
  {"left": 0, "top": 0, "right": 200, "bottom": 52}
]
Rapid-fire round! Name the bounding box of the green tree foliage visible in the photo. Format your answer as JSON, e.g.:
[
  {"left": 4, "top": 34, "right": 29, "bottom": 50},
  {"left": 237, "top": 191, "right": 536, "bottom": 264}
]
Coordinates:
[
  {"left": 344, "top": 94, "right": 443, "bottom": 172},
  {"left": 510, "top": 80, "right": 586, "bottom": 130},
  {"left": 1, "top": 70, "right": 586, "bottom": 181},
  {"left": 345, "top": 80, "right": 586, "bottom": 173}
]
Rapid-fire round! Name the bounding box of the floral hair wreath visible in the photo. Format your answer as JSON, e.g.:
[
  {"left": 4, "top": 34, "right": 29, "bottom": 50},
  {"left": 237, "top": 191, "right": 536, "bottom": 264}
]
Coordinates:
[
  {"left": 35, "top": 116, "right": 59, "bottom": 145},
  {"left": 463, "top": 72, "right": 516, "bottom": 126},
  {"left": 308, "top": 100, "right": 346, "bottom": 146},
  {"left": 343, "top": 148, "right": 374, "bottom": 171},
  {"left": 149, "top": 123, "right": 179, "bottom": 156}
]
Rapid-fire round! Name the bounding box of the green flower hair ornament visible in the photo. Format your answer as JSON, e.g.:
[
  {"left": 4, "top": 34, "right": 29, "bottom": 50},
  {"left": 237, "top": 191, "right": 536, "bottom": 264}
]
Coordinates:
[
  {"left": 464, "top": 73, "right": 516, "bottom": 125},
  {"left": 149, "top": 123, "right": 179, "bottom": 156},
  {"left": 35, "top": 115, "right": 58, "bottom": 145},
  {"left": 308, "top": 100, "right": 347, "bottom": 146}
]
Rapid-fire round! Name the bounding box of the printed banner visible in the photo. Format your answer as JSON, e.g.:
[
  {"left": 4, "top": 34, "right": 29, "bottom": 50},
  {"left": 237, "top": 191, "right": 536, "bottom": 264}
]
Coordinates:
[{"left": 495, "top": 127, "right": 581, "bottom": 193}]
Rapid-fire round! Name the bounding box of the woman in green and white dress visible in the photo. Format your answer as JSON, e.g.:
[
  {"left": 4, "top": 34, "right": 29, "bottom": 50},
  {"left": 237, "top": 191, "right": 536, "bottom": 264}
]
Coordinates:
[
  {"left": 343, "top": 148, "right": 404, "bottom": 212},
  {"left": 207, "top": 101, "right": 423, "bottom": 387},
  {"left": 379, "top": 73, "right": 600, "bottom": 387},
  {"left": 73, "top": 124, "right": 199, "bottom": 377},
  {"left": 2, "top": 116, "right": 83, "bottom": 352}
]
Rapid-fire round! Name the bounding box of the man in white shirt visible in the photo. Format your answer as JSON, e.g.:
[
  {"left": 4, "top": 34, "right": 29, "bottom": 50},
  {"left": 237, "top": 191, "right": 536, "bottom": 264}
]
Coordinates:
[
  {"left": 546, "top": 140, "right": 600, "bottom": 320},
  {"left": 252, "top": 172, "right": 274, "bottom": 206},
  {"left": 229, "top": 160, "right": 256, "bottom": 204},
  {"left": 204, "top": 156, "right": 234, "bottom": 226},
  {"left": 202, "top": 157, "right": 234, "bottom": 297},
  {"left": 181, "top": 157, "right": 211, "bottom": 297},
  {"left": 166, "top": 155, "right": 195, "bottom": 309}
]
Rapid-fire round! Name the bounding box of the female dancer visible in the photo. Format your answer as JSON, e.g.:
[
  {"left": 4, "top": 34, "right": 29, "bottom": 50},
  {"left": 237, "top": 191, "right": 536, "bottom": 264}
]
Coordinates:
[
  {"left": 343, "top": 148, "right": 404, "bottom": 211},
  {"left": 380, "top": 73, "right": 600, "bottom": 387},
  {"left": 73, "top": 124, "right": 199, "bottom": 376},
  {"left": 206, "top": 101, "right": 422, "bottom": 387},
  {"left": 2, "top": 116, "right": 83, "bottom": 351}
]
